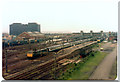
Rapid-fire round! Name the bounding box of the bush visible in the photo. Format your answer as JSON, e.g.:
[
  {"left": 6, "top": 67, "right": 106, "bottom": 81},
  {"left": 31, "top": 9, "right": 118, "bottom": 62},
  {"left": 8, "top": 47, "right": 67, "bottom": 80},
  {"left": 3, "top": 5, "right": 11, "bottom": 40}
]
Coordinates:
[
  {"left": 74, "top": 63, "right": 77, "bottom": 66},
  {"left": 62, "top": 73, "right": 64, "bottom": 75},
  {"left": 69, "top": 72, "right": 71, "bottom": 74},
  {"left": 74, "top": 68, "right": 76, "bottom": 70}
]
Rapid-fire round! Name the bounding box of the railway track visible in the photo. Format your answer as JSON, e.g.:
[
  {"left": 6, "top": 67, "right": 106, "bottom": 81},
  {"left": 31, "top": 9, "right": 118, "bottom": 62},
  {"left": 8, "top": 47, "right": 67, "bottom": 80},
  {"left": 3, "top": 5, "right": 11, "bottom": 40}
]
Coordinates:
[
  {"left": 2, "top": 43, "right": 57, "bottom": 70},
  {"left": 4, "top": 41, "right": 97, "bottom": 80},
  {"left": 4, "top": 57, "right": 56, "bottom": 80},
  {"left": 3, "top": 52, "right": 55, "bottom": 74}
]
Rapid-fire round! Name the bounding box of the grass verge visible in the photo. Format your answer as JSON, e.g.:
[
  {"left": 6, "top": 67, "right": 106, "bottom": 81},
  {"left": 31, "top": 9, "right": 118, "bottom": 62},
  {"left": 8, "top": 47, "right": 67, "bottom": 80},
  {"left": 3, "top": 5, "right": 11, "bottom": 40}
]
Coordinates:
[{"left": 57, "top": 51, "right": 107, "bottom": 80}]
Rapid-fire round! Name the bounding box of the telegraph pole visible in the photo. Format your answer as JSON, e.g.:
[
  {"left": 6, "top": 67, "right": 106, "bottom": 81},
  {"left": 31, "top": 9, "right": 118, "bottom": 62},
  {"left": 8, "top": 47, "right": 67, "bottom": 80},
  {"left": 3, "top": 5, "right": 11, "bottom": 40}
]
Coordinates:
[
  {"left": 28, "top": 39, "right": 31, "bottom": 50},
  {"left": 5, "top": 43, "right": 9, "bottom": 73},
  {"left": 5, "top": 48, "right": 8, "bottom": 73},
  {"left": 62, "top": 37, "right": 64, "bottom": 54},
  {"left": 35, "top": 37, "right": 37, "bottom": 51},
  {"left": 54, "top": 52, "right": 57, "bottom": 79}
]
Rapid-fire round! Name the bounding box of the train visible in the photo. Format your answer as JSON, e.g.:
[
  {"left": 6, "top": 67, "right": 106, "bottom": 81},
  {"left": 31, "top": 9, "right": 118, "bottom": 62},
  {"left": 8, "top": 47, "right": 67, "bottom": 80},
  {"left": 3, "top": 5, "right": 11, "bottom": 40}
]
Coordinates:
[
  {"left": 26, "top": 39, "right": 92, "bottom": 59},
  {"left": 2, "top": 39, "right": 44, "bottom": 48}
]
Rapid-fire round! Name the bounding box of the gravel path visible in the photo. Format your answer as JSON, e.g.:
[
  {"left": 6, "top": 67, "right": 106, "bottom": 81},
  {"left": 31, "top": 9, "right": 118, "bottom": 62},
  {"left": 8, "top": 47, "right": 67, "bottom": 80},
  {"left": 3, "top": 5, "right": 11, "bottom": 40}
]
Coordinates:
[{"left": 89, "top": 43, "right": 117, "bottom": 80}]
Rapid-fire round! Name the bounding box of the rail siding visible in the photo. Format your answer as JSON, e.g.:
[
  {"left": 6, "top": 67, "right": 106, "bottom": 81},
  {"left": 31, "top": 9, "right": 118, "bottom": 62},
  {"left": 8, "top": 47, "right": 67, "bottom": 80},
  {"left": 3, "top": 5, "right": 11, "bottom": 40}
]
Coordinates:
[{"left": 4, "top": 41, "right": 97, "bottom": 80}]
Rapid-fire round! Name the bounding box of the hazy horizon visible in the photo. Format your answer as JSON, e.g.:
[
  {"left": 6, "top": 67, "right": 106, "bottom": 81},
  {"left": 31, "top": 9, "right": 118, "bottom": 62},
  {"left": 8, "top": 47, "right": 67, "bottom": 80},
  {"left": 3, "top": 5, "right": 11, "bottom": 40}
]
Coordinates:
[{"left": 1, "top": 0, "right": 118, "bottom": 33}]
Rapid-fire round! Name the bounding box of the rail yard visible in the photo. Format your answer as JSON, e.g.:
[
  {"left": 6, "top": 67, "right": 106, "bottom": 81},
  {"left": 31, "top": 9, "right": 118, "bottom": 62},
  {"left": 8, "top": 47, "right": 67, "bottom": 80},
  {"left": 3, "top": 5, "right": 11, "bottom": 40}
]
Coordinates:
[
  {"left": 1, "top": 1, "right": 118, "bottom": 80},
  {"left": 2, "top": 32, "right": 117, "bottom": 80}
]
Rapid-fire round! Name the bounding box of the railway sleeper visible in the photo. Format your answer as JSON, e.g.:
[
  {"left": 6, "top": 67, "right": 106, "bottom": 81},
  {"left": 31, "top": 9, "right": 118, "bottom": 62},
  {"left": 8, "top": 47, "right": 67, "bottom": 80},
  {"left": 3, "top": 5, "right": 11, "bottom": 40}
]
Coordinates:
[{"left": 14, "top": 63, "right": 55, "bottom": 80}]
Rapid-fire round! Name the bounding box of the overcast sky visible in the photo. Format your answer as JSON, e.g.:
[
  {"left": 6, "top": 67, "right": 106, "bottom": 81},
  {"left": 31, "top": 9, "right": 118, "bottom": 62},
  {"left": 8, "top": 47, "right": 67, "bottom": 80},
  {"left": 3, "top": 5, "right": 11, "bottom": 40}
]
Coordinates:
[{"left": 1, "top": 0, "right": 118, "bottom": 33}]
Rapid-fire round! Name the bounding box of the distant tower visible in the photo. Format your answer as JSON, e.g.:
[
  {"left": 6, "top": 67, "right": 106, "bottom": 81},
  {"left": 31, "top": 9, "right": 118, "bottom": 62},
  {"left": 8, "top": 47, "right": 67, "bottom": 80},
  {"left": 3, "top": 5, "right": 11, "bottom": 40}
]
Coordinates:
[
  {"left": 80, "top": 30, "right": 84, "bottom": 36},
  {"left": 101, "top": 30, "right": 103, "bottom": 36},
  {"left": 9, "top": 23, "right": 22, "bottom": 35},
  {"left": 28, "top": 23, "right": 41, "bottom": 32},
  {"left": 90, "top": 30, "right": 93, "bottom": 36}
]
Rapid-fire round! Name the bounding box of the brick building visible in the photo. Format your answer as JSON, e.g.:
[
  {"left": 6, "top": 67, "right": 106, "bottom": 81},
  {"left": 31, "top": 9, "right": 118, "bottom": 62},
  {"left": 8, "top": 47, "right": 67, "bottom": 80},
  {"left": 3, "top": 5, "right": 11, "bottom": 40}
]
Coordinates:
[{"left": 15, "top": 32, "right": 44, "bottom": 41}]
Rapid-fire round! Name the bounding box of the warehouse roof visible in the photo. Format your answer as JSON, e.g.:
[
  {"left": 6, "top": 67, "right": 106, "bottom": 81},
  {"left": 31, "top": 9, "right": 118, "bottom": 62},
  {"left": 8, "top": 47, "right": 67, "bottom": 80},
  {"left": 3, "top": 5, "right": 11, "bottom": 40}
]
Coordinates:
[
  {"left": 15, "top": 31, "right": 44, "bottom": 41},
  {"left": 22, "top": 32, "right": 44, "bottom": 37}
]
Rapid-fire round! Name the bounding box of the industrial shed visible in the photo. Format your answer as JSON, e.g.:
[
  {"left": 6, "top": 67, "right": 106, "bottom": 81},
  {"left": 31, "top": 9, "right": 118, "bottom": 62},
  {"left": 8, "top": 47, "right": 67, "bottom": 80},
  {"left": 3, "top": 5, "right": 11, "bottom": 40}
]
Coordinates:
[{"left": 15, "top": 32, "right": 45, "bottom": 41}]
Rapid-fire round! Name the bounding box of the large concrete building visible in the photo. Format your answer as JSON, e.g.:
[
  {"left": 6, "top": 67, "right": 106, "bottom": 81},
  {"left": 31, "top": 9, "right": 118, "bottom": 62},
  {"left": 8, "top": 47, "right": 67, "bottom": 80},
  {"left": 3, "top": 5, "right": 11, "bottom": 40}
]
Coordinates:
[{"left": 10, "top": 23, "right": 41, "bottom": 35}]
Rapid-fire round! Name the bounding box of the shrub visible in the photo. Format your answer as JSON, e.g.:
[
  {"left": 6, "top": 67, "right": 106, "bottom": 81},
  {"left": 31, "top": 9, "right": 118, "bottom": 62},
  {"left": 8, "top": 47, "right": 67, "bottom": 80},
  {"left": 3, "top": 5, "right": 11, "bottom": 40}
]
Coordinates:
[{"left": 74, "top": 63, "right": 77, "bottom": 66}]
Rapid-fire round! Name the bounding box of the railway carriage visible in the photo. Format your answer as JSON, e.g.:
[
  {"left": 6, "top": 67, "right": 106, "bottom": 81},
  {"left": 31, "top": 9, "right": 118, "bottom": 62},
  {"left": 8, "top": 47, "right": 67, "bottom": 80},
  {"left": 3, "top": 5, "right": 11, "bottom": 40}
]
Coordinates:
[
  {"left": 26, "top": 38, "right": 97, "bottom": 59},
  {"left": 48, "top": 45, "right": 62, "bottom": 52},
  {"left": 63, "top": 43, "right": 72, "bottom": 48}
]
